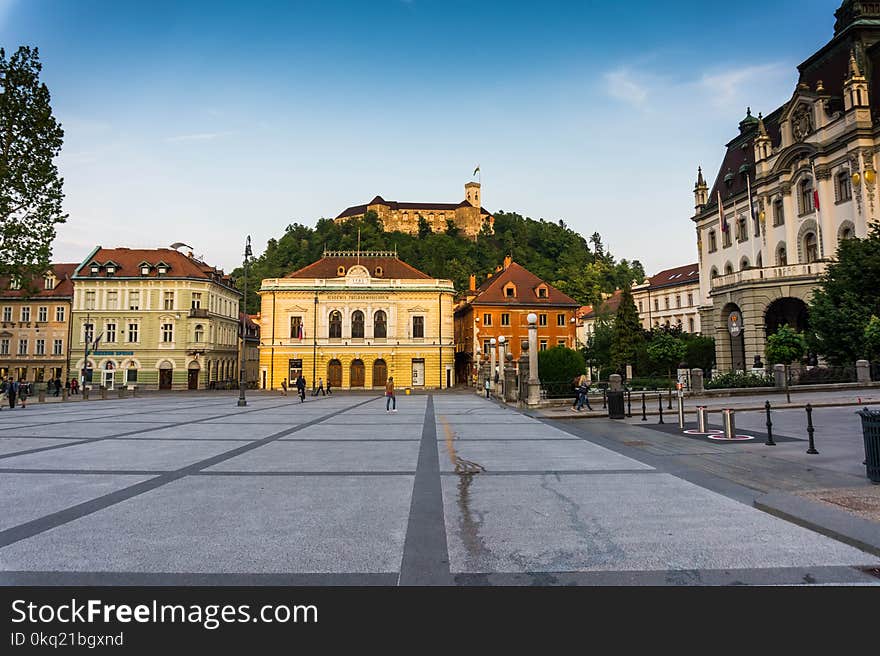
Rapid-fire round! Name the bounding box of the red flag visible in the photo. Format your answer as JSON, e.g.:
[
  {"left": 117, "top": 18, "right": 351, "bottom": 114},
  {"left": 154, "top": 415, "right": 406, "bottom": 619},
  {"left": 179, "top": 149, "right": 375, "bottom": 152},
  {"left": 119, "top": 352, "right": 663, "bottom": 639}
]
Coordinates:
[{"left": 813, "top": 189, "right": 820, "bottom": 212}]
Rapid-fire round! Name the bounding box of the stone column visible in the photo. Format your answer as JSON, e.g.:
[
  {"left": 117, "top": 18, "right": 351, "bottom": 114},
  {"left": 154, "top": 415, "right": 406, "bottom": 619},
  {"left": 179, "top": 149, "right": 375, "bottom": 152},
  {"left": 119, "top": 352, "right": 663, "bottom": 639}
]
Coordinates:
[
  {"left": 518, "top": 347, "right": 529, "bottom": 403},
  {"left": 527, "top": 314, "right": 540, "bottom": 406},
  {"left": 690, "top": 368, "right": 704, "bottom": 394},
  {"left": 773, "top": 364, "right": 786, "bottom": 388},
  {"left": 504, "top": 354, "right": 517, "bottom": 402},
  {"left": 609, "top": 374, "right": 622, "bottom": 391},
  {"left": 489, "top": 339, "right": 497, "bottom": 397},
  {"left": 856, "top": 359, "right": 870, "bottom": 384}
]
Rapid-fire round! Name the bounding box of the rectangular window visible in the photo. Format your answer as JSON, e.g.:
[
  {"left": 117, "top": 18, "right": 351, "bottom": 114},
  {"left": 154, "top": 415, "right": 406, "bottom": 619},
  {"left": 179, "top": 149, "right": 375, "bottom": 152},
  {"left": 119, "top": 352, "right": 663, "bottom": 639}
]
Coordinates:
[
  {"left": 836, "top": 172, "right": 852, "bottom": 203},
  {"left": 539, "top": 314, "right": 547, "bottom": 326},
  {"left": 191, "top": 292, "right": 202, "bottom": 309},
  {"left": 127, "top": 323, "right": 139, "bottom": 343},
  {"left": 708, "top": 230, "right": 717, "bottom": 253},
  {"left": 665, "top": 297, "right": 669, "bottom": 310},
  {"left": 38, "top": 306, "right": 48, "bottom": 322},
  {"left": 676, "top": 296, "right": 681, "bottom": 309},
  {"left": 638, "top": 301, "right": 643, "bottom": 313},
  {"left": 55, "top": 306, "right": 65, "bottom": 322},
  {"left": 689, "top": 318, "right": 695, "bottom": 333},
  {"left": 557, "top": 339, "right": 566, "bottom": 346},
  {"left": 163, "top": 292, "right": 174, "bottom": 310},
  {"left": 129, "top": 291, "right": 140, "bottom": 310},
  {"left": 773, "top": 199, "right": 784, "bottom": 226},
  {"left": 0, "top": 339, "right": 8, "bottom": 355},
  {"left": 500, "top": 313, "right": 510, "bottom": 327},
  {"left": 483, "top": 339, "right": 490, "bottom": 355},
  {"left": 53, "top": 339, "right": 62, "bottom": 355},
  {"left": 107, "top": 291, "right": 118, "bottom": 310},
  {"left": 722, "top": 228, "right": 732, "bottom": 248},
  {"left": 162, "top": 323, "right": 174, "bottom": 343},
  {"left": 83, "top": 323, "right": 94, "bottom": 344},
  {"left": 687, "top": 293, "right": 694, "bottom": 306},
  {"left": 654, "top": 299, "right": 659, "bottom": 312},
  {"left": 412, "top": 316, "right": 425, "bottom": 339},
  {"left": 20, "top": 306, "right": 30, "bottom": 322},
  {"left": 557, "top": 313, "right": 565, "bottom": 327},
  {"left": 85, "top": 291, "right": 96, "bottom": 310},
  {"left": 18, "top": 339, "right": 27, "bottom": 355},
  {"left": 127, "top": 368, "right": 138, "bottom": 383},
  {"left": 35, "top": 339, "right": 45, "bottom": 355},
  {"left": 539, "top": 339, "right": 548, "bottom": 351},
  {"left": 290, "top": 316, "right": 303, "bottom": 339},
  {"left": 106, "top": 323, "right": 116, "bottom": 343},
  {"left": 482, "top": 313, "right": 492, "bottom": 327},
  {"left": 2, "top": 307, "right": 10, "bottom": 322}
]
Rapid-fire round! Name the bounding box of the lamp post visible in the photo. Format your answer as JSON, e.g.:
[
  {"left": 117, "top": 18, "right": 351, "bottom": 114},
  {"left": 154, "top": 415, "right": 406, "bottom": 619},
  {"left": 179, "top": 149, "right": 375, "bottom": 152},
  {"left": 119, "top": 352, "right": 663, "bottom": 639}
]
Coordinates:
[
  {"left": 237, "top": 235, "right": 252, "bottom": 407},
  {"left": 312, "top": 291, "right": 318, "bottom": 393},
  {"left": 497, "top": 335, "right": 506, "bottom": 397},
  {"left": 527, "top": 312, "right": 540, "bottom": 405},
  {"left": 489, "top": 338, "right": 497, "bottom": 396}
]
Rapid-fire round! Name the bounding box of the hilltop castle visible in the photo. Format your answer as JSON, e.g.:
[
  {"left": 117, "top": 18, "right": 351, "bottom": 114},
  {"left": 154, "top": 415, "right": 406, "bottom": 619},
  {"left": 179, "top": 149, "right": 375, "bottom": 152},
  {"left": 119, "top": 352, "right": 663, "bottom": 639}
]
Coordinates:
[{"left": 334, "top": 181, "right": 494, "bottom": 238}]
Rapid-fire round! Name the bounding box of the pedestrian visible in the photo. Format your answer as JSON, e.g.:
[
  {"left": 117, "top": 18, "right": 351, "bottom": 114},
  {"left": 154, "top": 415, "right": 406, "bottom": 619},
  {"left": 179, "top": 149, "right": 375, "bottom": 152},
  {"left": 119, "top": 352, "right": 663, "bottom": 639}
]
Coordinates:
[
  {"left": 484, "top": 377, "right": 490, "bottom": 399},
  {"left": 326, "top": 378, "right": 332, "bottom": 395},
  {"left": 385, "top": 376, "right": 396, "bottom": 413},
  {"left": 71, "top": 378, "right": 78, "bottom": 395},
  {"left": 9, "top": 378, "right": 18, "bottom": 409},
  {"left": 570, "top": 375, "right": 581, "bottom": 411},
  {"left": 575, "top": 375, "right": 592, "bottom": 412},
  {"left": 54, "top": 377, "right": 61, "bottom": 397},
  {"left": 296, "top": 374, "right": 306, "bottom": 403},
  {"left": 18, "top": 380, "right": 28, "bottom": 408},
  {"left": 0, "top": 378, "right": 7, "bottom": 409},
  {"left": 315, "top": 377, "right": 325, "bottom": 396},
  {"left": 281, "top": 378, "right": 288, "bottom": 396}
]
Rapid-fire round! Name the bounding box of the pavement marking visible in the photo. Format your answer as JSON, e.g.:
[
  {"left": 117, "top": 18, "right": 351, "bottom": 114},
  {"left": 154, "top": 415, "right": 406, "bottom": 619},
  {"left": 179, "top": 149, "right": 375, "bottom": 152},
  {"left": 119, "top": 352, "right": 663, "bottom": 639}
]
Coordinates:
[
  {"left": 398, "top": 395, "right": 453, "bottom": 586},
  {"left": 0, "top": 397, "right": 378, "bottom": 548}
]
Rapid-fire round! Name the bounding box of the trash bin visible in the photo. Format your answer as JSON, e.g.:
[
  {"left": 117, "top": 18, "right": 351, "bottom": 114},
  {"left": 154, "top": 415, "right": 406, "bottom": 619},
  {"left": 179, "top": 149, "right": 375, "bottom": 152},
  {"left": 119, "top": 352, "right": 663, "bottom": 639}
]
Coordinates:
[
  {"left": 857, "top": 408, "right": 880, "bottom": 483},
  {"left": 607, "top": 390, "right": 625, "bottom": 420}
]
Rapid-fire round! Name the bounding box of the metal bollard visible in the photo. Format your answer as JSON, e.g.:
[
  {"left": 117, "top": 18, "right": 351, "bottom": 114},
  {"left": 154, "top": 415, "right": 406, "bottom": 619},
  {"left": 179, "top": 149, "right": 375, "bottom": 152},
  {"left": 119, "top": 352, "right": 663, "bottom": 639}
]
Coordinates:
[
  {"left": 667, "top": 388, "right": 673, "bottom": 410},
  {"left": 641, "top": 393, "right": 647, "bottom": 422},
  {"left": 602, "top": 387, "right": 607, "bottom": 409},
  {"left": 658, "top": 393, "right": 664, "bottom": 424},
  {"left": 696, "top": 406, "right": 708, "bottom": 432},
  {"left": 626, "top": 390, "right": 632, "bottom": 418},
  {"left": 722, "top": 409, "right": 736, "bottom": 439},
  {"left": 677, "top": 395, "right": 685, "bottom": 429},
  {"left": 806, "top": 403, "right": 819, "bottom": 454},
  {"left": 765, "top": 401, "right": 775, "bottom": 446}
]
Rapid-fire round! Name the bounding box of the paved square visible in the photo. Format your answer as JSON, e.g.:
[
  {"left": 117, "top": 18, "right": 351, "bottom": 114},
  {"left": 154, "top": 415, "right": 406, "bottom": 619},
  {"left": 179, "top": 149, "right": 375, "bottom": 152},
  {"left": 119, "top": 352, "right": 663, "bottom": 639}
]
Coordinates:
[{"left": 0, "top": 392, "right": 877, "bottom": 586}]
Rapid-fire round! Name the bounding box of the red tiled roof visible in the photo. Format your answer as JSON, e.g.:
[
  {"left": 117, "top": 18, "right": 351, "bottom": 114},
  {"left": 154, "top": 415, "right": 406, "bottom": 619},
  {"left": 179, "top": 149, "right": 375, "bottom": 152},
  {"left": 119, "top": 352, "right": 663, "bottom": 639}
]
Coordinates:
[
  {"left": 286, "top": 255, "right": 433, "bottom": 280},
  {"left": 0, "top": 263, "right": 77, "bottom": 299},
  {"left": 581, "top": 290, "right": 623, "bottom": 319},
  {"left": 465, "top": 261, "right": 579, "bottom": 307},
  {"left": 647, "top": 263, "right": 699, "bottom": 290},
  {"left": 73, "top": 248, "right": 236, "bottom": 288}
]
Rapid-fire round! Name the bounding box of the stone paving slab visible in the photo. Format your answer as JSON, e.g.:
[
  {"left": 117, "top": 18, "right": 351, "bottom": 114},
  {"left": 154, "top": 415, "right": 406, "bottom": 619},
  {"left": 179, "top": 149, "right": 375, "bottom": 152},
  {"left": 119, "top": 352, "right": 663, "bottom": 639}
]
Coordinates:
[
  {"left": 278, "top": 423, "right": 422, "bottom": 441},
  {"left": 0, "top": 473, "right": 155, "bottom": 531},
  {"left": 117, "top": 423, "right": 287, "bottom": 440},
  {"left": 437, "top": 421, "right": 581, "bottom": 441},
  {"left": 0, "top": 422, "right": 179, "bottom": 438},
  {"left": 441, "top": 473, "right": 880, "bottom": 573},
  {"left": 0, "top": 439, "right": 240, "bottom": 471},
  {"left": 206, "top": 441, "right": 421, "bottom": 472},
  {"left": 0, "top": 438, "right": 79, "bottom": 456},
  {"left": 0, "top": 475, "right": 414, "bottom": 574}
]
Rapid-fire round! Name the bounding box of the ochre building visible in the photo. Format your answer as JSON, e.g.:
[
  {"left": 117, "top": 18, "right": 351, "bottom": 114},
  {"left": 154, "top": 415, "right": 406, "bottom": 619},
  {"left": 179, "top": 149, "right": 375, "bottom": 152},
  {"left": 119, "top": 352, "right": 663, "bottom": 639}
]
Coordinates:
[
  {"left": 334, "top": 181, "right": 493, "bottom": 238},
  {"left": 258, "top": 251, "right": 455, "bottom": 391}
]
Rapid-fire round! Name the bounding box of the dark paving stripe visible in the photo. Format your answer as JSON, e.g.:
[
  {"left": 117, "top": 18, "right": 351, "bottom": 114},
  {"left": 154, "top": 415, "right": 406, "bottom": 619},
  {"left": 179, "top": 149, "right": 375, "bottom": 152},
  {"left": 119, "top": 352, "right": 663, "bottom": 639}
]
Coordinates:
[
  {"left": 439, "top": 469, "right": 663, "bottom": 476},
  {"left": 0, "top": 468, "right": 168, "bottom": 475},
  {"left": 398, "top": 395, "right": 453, "bottom": 586},
  {"left": 0, "top": 398, "right": 378, "bottom": 548},
  {"left": 197, "top": 471, "right": 416, "bottom": 476},
  {"left": 451, "top": 565, "right": 880, "bottom": 586},
  {"left": 0, "top": 571, "right": 397, "bottom": 586}
]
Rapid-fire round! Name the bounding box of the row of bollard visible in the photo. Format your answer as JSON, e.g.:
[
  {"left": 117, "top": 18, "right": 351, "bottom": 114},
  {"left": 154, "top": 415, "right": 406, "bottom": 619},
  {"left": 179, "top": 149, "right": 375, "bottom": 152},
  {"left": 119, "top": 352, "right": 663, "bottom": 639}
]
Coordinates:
[{"left": 31, "top": 385, "right": 137, "bottom": 404}]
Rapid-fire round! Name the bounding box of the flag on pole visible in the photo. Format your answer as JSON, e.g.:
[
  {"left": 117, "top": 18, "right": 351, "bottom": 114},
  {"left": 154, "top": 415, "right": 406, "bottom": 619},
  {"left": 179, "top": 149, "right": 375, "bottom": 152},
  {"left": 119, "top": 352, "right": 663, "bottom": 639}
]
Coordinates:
[
  {"left": 811, "top": 160, "right": 825, "bottom": 257},
  {"left": 747, "top": 175, "right": 759, "bottom": 236},
  {"left": 718, "top": 191, "right": 727, "bottom": 232},
  {"left": 473, "top": 164, "right": 480, "bottom": 176},
  {"left": 298, "top": 323, "right": 304, "bottom": 340}
]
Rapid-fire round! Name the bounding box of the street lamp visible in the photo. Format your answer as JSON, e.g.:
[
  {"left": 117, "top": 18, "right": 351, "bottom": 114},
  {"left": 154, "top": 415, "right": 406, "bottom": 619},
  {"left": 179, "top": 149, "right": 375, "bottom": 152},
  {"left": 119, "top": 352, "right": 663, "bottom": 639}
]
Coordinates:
[
  {"left": 237, "top": 235, "right": 252, "bottom": 407},
  {"left": 489, "top": 337, "right": 497, "bottom": 396},
  {"left": 312, "top": 291, "right": 318, "bottom": 393}
]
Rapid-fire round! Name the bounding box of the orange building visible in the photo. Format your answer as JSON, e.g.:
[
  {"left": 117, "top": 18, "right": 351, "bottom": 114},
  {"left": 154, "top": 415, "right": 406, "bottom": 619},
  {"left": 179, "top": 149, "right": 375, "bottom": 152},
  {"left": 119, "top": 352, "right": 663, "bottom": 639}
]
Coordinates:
[{"left": 453, "top": 257, "right": 579, "bottom": 384}]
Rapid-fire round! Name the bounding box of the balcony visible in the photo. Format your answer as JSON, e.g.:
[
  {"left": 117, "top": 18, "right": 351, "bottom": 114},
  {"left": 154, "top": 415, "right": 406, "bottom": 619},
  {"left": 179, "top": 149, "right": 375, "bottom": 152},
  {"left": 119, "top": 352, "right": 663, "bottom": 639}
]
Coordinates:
[
  {"left": 189, "top": 308, "right": 209, "bottom": 318},
  {"left": 711, "top": 262, "right": 828, "bottom": 292}
]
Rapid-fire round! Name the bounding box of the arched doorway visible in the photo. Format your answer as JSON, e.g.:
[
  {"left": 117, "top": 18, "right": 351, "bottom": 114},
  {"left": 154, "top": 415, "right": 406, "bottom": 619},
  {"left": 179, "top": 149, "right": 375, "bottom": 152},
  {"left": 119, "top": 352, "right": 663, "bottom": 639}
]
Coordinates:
[
  {"left": 372, "top": 359, "right": 387, "bottom": 388},
  {"left": 103, "top": 362, "right": 115, "bottom": 390},
  {"left": 722, "top": 303, "right": 746, "bottom": 372},
  {"left": 159, "top": 361, "right": 173, "bottom": 390},
  {"left": 327, "top": 359, "right": 342, "bottom": 388},
  {"left": 350, "top": 359, "right": 365, "bottom": 388},
  {"left": 188, "top": 361, "right": 200, "bottom": 390},
  {"left": 765, "top": 297, "right": 809, "bottom": 336}
]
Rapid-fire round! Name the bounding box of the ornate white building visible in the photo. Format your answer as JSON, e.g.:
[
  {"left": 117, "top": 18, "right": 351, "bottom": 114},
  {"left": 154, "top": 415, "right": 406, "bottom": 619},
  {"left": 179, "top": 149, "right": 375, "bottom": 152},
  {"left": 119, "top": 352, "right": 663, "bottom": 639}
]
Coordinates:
[{"left": 693, "top": 0, "right": 880, "bottom": 371}]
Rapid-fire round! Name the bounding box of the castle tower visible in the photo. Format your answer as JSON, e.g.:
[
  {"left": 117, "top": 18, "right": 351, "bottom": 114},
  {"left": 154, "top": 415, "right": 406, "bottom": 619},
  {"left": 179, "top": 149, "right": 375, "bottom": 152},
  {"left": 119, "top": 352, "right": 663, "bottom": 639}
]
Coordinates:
[
  {"left": 844, "top": 49, "right": 869, "bottom": 111},
  {"left": 465, "top": 181, "right": 481, "bottom": 208},
  {"left": 753, "top": 113, "right": 772, "bottom": 164}
]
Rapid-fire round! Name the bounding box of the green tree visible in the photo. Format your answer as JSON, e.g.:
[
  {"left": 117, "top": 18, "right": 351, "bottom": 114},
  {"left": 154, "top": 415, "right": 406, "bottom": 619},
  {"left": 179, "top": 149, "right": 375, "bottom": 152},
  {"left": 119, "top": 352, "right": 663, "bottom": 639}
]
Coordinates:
[
  {"left": 582, "top": 316, "right": 613, "bottom": 375},
  {"left": 417, "top": 215, "right": 432, "bottom": 239},
  {"left": 646, "top": 332, "right": 687, "bottom": 380},
  {"left": 0, "top": 46, "right": 67, "bottom": 284},
  {"left": 766, "top": 325, "right": 807, "bottom": 365},
  {"left": 683, "top": 334, "right": 716, "bottom": 373},
  {"left": 610, "top": 287, "right": 643, "bottom": 376},
  {"left": 809, "top": 225, "right": 880, "bottom": 364},
  {"left": 445, "top": 219, "right": 460, "bottom": 237},
  {"left": 537, "top": 345, "right": 585, "bottom": 383},
  {"left": 864, "top": 315, "right": 880, "bottom": 361}
]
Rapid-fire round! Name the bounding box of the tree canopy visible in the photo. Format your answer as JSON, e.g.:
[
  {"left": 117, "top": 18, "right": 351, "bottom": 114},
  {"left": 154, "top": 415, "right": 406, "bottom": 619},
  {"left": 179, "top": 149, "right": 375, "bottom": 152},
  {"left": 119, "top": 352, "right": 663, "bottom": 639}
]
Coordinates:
[
  {"left": 234, "top": 210, "right": 644, "bottom": 313},
  {"left": 609, "top": 286, "right": 644, "bottom": 374},
  {"left": 0, "top": 46, "right": 66, "bottom": 284}
]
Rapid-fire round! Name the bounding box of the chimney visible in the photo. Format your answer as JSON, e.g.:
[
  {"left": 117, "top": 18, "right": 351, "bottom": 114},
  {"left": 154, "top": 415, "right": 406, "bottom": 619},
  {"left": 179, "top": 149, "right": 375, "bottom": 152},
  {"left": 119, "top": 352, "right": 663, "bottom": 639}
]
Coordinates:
[
  {"left": 469, "top": 274, "right": 476, "bottom": 291},
  {"left": 495, "top": 265, "right": 502, "bottom": 273},
  {"left": 503, "top": 255, "right": 512, "bottom": 269}
]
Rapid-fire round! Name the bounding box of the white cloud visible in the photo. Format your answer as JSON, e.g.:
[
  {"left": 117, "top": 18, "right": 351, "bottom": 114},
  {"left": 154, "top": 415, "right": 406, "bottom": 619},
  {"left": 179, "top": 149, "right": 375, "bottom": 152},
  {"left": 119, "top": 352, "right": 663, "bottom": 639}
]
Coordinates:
[
  {"left": 603, "top": 68, "right": 649, "bottom": 107},
  {"left": 698, "top": 63, "right": 790, "bottom": 108},
  {"left": 164, "top": 132, "right": 231, "bottom": 143}
]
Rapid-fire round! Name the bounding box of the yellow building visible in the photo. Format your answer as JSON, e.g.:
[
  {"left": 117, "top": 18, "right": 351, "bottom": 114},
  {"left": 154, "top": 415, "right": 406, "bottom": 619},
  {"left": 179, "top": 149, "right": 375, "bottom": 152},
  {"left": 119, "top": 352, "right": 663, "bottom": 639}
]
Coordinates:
[{"left": 258, "top": 251, "right": 455, "bottom": 391}]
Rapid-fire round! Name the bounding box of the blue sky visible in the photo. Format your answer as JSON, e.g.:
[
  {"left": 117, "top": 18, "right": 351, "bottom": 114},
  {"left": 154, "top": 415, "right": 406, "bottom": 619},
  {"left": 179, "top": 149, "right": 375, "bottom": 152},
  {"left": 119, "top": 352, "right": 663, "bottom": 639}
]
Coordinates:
[{"left": 1, "top": 0, "right": 839, "bottom": 275}]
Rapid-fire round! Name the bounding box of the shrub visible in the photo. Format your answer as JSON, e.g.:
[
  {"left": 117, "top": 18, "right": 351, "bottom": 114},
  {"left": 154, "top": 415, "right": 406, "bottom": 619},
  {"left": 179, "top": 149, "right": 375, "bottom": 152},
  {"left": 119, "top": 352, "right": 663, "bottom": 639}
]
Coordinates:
[
  {"left": 537, "top": 346, "right": 585, "bottom": 384},
  {"left": 705, "top": 370, "right": 773, "bottom": 389}
]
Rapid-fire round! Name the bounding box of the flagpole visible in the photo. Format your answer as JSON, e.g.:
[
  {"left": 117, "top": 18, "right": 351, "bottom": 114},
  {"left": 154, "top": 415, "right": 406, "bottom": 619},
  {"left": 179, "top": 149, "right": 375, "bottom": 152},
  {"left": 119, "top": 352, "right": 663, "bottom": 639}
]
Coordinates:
[
  {"left": 746, "top": 175, "right": 758, "bottom": 268},
  {"left": 811, "top": 160, "right": 825, "bottom": 259}
]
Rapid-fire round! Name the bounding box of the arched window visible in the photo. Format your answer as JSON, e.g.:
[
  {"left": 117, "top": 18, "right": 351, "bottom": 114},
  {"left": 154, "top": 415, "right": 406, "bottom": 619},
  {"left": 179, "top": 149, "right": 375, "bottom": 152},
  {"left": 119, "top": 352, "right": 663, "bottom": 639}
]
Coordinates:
[
  {"left": 374, "top": 266, "right": 383, "bottom": 277},
  {"left": 740, "top": 257, "right": 750, "bottom": 271},
  {"left": 756, "top": 252, "right": 763, "bottom": 268},
  {"left": 799, "top": 178, "right": 815, "bottom": 215},
  {"left": 777, "top": 243, "right": 788, "bottom": 266},
  {"left": 351, "top": 310, "right": 364, "bottom": 339},
  {"left": 841, "top": 227, "right": 853, "bottom": 240},
  {"left": 374, "top": 310, "right": 387, "bottom": 339},
  {"left": 724, "top": 262, "right": 734, "bottom": 275},
  {"left": 329, "top": 311, "right": 342, "bottom": 339},
  {"left": 710, "top": 266, "right": 719, "bottom": 278},
  {"left": 336, "top": 266, "right": 346, "bottom": 276},
  {"left": 194, "top": 324, "right": 204, "bottom": 342},
  {"left": 804, "top": 232, "right": 818, "bottom": 263}
]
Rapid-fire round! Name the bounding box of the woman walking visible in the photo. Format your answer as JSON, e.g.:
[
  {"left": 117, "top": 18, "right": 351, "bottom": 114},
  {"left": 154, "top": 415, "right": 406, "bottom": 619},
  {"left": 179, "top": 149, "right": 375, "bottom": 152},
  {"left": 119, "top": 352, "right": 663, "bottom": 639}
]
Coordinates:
[{"left": 385, "top": 376, "right": 396, "bottom": 413}]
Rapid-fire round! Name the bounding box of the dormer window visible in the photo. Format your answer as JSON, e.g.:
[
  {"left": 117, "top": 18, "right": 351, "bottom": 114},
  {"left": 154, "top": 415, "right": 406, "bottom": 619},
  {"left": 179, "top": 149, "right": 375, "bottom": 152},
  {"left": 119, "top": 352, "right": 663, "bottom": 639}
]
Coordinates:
[
  {"left": 504, "top": 283, "right": 516, "bottom": 298},
  {"left": 141, "top": 265, "right": 151, "bottom": 276},
  {"left": 44, "top": 275, "right": 55, "bottom": 290},
  {"left": 9, "top": 277, "right": 20, "bottom": 290},
  {"left": 536, "top": 285, "right": 548, "bottom": 299},
  {"left": 90, "top": 262, "right": 100, "bottom": 275},
  {"left": 105, "top": 264, "right": 116, "bottom": 275},
  {"left": 374, "top": 266, "right": 383, "bottom": 277},
  {"left": 156, "top": 262, "right": 169, "bottom": 275},
  {"left": 337, "top": 266, "right": 346, "bottom": 276}
]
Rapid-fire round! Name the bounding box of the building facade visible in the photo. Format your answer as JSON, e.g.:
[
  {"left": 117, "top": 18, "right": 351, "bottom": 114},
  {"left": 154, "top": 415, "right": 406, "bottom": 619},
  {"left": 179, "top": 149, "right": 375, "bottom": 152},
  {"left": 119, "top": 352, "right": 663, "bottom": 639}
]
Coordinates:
[
  {"left": 454, "top": 258, "right": 580, "bottom": 384},
  {"left": 693, "top": 0, "right": 880, "bottom": 371},
  {"left": 631, "top": 264, "right": 702, "bottom": 333},
  {"left": 0, "top": 264, "right": 75, "bottom": 386},
  {"left": 334, "top": 181, "right": 493, "bottom": 238},
  {"left": 69, "top": 247, "right": 241, "bottom": 390},
  {"left": 258, "top": 251, "right": 455, "bottom": 391}
]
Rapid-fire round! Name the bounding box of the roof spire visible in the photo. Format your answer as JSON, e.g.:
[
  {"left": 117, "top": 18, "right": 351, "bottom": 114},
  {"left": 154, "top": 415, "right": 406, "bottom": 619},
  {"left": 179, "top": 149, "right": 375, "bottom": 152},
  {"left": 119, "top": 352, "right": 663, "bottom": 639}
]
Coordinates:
[{"left": 848, "top": 48, "right": 862, "bottom": 79}]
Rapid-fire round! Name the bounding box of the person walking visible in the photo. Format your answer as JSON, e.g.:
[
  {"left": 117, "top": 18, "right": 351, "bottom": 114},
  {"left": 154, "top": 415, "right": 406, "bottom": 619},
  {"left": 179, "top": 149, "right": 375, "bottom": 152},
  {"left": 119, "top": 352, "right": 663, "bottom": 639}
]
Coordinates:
[
  {"left": 326, "top": 378, "right": 332, "bottom": 396},
  {"left": 484, "top": 377, "right": 490, "bottom": 399},
  {"left": 574, "top": 375, "right": 592, "bottom": 412},
  {"left": 54, "top": 377, "right": 61, "bottom": 397},
  {"left": 0, "top": 378, "right": 7, "bottom": 409},
  {"left": 18, "top": 380, "right": 28, "bottom": 408},
  {"left": 9, "top": 379, "right": 18, "bottom": 409},
  {"left": 385, "top": 376, "right": 396, "bottom": 413},
  {"left": 315, "top": 377, "right": 325, "bottom": 396},
  {"left": 280, "top": 378, "right": 288, "bottom": 396},
  {"left": 296, "top": 374, "right": 306, "bottom": 403}
]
